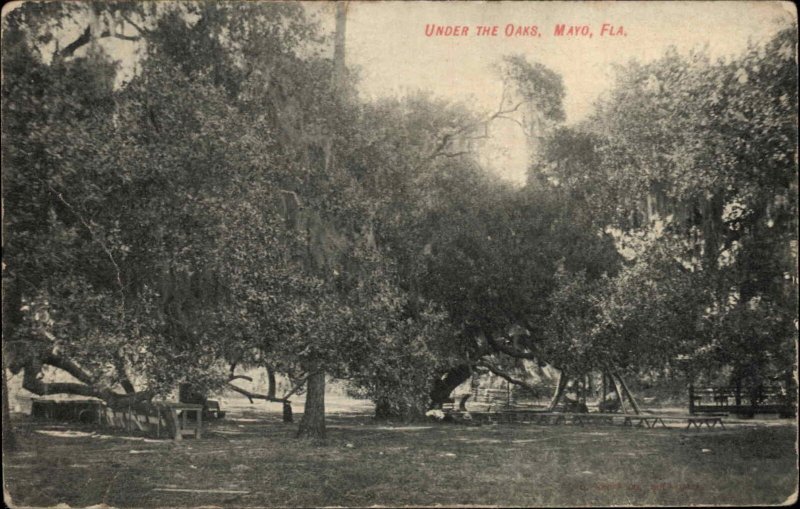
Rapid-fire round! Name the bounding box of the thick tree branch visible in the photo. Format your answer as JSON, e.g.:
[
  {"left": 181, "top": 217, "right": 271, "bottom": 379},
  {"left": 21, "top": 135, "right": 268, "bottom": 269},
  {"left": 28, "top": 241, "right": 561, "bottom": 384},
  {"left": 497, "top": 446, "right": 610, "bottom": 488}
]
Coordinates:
[
  {"left": 18, "top": 345, "right": 158, "bottom": 411},
  {"left": 60, "top": 26, "right": 92, "bottom": 58},
  {"left": 59, "top": 26, "right": 142, "bottom": 59},
  {"left": 40, "top": 352, "right": 95, "bottom": 387},
  {"left": 22, "top": 360, "right": 152, "bottom": 408},
  {"left": 22, "top": 364, "right": 102, "bottom": 399},
  {"left": 113, "top": 355, "right": 136, "bottom": 394},
  {"left": 477, "top": 359, "right": 541, "bottom": 395},
  {"left": 119, "top": 12, "right": 149, "bottom": 36}
]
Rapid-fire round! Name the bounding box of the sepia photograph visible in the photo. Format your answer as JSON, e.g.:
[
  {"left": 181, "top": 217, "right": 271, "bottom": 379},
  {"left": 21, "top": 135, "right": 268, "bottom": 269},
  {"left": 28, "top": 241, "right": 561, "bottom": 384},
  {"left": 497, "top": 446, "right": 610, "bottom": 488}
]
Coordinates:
[{"left": 2, "top": 1, "right": 798, "bottom": 507}]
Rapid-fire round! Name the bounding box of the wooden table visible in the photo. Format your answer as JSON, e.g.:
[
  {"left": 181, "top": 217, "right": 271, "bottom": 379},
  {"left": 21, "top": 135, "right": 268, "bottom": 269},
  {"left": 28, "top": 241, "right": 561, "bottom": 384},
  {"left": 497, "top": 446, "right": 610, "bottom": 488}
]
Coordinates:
[
  {"left": 685, "top": 415, "right": 725, "bottom": 430},
  {"left": 471, "top": 410, "right": 726, "bottom": 431},
  {"left": 472, "top": 411, "right": 619, "bottom": 426},
  {"left": 623, "top": 414, "right": 726, "bottom": 430},
  {"left": 623, "top": 415, "right": 669, "bottom": 429},
  {"left": 153, "top": 402, "right": 204, "bottom": 440}
]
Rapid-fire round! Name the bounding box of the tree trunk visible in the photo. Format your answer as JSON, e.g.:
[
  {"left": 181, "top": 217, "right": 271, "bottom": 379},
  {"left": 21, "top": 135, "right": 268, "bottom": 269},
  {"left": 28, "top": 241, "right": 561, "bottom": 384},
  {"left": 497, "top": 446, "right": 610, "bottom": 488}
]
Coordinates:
[
  {"left": 2, "top": 275, "right": 21, "bottom": 452},
  {"left": 429, "top": 364, "right": 472, "bottom": 409},
  {"left": 332, "top": 2, "right": 348, "bottom": 94},
  {"left": 609, "top": 373, "right": 628, "bottom": 414},
  {"left": 297, "top": 371, "right": 325, "bottom": 438},
  {"left": 374, "top": 398, "right": 395, "bottom": 420},
  {"left": 614, "top": 373, "right": 641, "bottom": 415},
  {"left": 547, "top": 370, "right": 568, "bottom": 411},
  {"left": 293, "top": 1, "right": 346, "bottom": 442},
  {"left": 267, "top": 367, "right": 277, "bottom": 400},
  {"left": 601, "top": 372, "right": 608, "bottom": 402},
  {"left": 2, "top": 364, "right": 15, "bottom": 451},
  {"left": 282, "top": 400, "right": 293, "bottom": 423}
]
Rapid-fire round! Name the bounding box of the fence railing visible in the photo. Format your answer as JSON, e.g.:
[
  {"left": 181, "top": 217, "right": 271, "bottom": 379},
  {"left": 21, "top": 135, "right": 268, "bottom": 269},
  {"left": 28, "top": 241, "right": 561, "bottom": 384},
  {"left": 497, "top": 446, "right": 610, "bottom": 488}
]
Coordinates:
[{"left": 689, "top": 384, "right": 795, "bottom": 417}]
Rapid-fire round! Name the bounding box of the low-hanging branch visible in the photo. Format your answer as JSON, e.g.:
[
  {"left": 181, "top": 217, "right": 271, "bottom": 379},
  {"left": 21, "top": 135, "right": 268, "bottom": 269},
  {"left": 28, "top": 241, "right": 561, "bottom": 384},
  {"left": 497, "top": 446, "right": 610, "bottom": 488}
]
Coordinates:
[
  {"left": 476, "top": 359, "right": 541, "bottom": 395},
  {"left": 226, "top": 382, "right": 284, "bottom": 403},
  {"left": 40, "top": 352, "right": 96, "bottom": 387},
  {"left": 226, "top": 375, "right": 307, "bottom": 404},
  {"left": 21, "top": 357, "right": 153, "bottom": 408}
]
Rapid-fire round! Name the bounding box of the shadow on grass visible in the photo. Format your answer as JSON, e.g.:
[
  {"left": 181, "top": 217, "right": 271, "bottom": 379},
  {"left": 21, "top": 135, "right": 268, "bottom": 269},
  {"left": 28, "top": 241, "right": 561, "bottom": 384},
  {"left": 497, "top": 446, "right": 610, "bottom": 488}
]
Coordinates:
[{"left": 3, "top": 410, "right": 797, "bottom": 508}]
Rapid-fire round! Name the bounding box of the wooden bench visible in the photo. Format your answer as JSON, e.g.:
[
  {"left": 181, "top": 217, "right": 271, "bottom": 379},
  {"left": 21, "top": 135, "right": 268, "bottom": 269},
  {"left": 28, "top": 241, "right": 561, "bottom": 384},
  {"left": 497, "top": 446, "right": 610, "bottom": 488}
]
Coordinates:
[
  {"left": 205, "top": 400, "right": 226, "bottom": 419},
  {"left": 685, "top": 415, "right": 725, "bottom": 430},
  {"left": 623, "top": 415, "right": 669, "bottom": 429},
  {"left": 623, "top": 414, "right": 725, "bottom": 430},
  {"left": 468, "top": 410, "right": 727, "bottom": 432},
  {"left": 472, "top": 410, "right": 616, "bottom": 426},
  {"left": 494, "top": 411, "right": 610, "bottom": 426},
  {"left": 571, "top": 413, "right": 616, "bottom": 426}
]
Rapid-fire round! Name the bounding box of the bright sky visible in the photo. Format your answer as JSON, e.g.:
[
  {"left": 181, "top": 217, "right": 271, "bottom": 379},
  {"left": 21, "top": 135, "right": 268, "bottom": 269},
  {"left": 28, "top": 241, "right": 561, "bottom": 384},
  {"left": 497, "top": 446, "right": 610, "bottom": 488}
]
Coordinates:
[{"left": 312, "top": 1, "right": 795, "bottom": 183}]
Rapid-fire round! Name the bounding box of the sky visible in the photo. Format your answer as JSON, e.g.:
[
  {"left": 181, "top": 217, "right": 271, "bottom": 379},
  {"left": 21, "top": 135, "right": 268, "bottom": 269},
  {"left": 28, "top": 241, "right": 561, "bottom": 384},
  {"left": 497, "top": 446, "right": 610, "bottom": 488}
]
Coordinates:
[{"left": 311, "top": 1, "right": 795, "bottom": 183}]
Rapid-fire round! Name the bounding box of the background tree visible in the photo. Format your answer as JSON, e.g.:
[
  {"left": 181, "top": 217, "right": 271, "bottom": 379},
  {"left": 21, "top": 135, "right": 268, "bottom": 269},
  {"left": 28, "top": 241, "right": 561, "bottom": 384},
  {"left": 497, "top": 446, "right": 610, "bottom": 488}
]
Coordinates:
[{"left": 538, "top": 25, "right": 798, "bottom": 399}]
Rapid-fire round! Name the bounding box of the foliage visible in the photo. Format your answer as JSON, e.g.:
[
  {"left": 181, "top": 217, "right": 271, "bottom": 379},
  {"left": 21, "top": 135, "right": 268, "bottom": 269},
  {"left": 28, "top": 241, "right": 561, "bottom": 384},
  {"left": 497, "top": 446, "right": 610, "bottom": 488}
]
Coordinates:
[
  {"left": 540, "top": 26, "right": 798, "bottom": 389},
  {"left": 3, "top": 1, "right": 795, "bottom": 422}
]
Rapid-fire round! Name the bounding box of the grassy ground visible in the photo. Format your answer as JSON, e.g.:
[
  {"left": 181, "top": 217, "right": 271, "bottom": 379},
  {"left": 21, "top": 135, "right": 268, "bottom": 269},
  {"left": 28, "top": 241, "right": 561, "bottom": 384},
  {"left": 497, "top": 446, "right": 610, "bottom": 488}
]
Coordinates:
[{"left": 3, "top": 402, "right": 797, "bottom": 508}]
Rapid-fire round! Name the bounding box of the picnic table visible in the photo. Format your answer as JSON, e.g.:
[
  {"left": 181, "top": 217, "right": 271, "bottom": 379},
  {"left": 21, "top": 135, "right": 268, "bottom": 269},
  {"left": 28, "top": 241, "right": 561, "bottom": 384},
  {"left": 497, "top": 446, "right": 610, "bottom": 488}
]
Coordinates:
[
  {"left": 685, "top": 414, "right": 726, "bottom": 430},
  {"left": 622, "top": 415, "right": 669, "bottom": 429},
  {"left": 623, "top": 413, "right": 726, "bottom": 430},
  {"left": 470, "top": 409, "right": 726, "bottom": 431},
  {"left": 153, "top": 402, "right": 204, "bottom": 440},
  {"left": 471, "top": 410, "right": 617, "bottom": 426}
]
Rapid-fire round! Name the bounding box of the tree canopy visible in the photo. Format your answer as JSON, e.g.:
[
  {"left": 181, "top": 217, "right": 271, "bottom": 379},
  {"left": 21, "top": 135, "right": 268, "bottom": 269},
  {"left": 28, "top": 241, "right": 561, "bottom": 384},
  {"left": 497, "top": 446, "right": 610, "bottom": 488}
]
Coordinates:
[{"left": 2, "top": 3, "right": 796, "bottom": 439}]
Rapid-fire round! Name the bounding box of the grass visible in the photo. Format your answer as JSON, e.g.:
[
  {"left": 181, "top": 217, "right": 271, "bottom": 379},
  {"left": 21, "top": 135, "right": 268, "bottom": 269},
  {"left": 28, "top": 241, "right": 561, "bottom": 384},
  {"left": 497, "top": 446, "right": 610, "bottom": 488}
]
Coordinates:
[{"left": 2, "top": 403, "right": 797, "bottom": 508}]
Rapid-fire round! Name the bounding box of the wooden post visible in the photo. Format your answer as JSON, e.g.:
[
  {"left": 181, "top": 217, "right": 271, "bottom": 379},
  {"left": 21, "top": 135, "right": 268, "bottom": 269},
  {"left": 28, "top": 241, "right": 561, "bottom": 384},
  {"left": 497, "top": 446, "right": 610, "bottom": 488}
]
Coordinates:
[
  {"left": 585, "top": 374, "right": 592, "bottom": 403},
  {"left": 735, "top": 379, "right": 742, "bottom": 407},
  {"left": 171, "top": 408, "right": 181, "bottom": 441},
  {"left": 196, "top": 408, "right": 202, "bottom": 439},
  {"left": 282, "top": 400, "right": 293, "bottom": 423},
  {"left": 689, "top": 384, "right": 695, "bottom": 415},
  {"left": 602, "top": 373, "right": 608, "bottom": 403}
]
